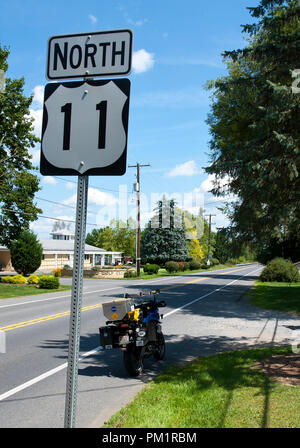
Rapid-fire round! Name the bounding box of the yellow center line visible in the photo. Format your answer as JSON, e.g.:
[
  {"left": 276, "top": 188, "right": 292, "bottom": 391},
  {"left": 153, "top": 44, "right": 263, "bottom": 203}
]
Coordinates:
[
  {"left": 0, "top": 266, "right": 250, "bottom": 331},
  {"left": 0, "top": 303, "right": 103, "bottom": 332}
]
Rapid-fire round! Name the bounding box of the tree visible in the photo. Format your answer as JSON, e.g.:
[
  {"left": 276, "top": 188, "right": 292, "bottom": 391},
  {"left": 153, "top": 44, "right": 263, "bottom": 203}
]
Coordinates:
[
  {"left": 0, "top": 45, "right": 41, "bottom": 247},
  {"left": 10, "top": 230, "right": 43, "bottom": 275},
  {"left": 141, "top": 199, "right": 190, "bottom": 264},
  {"left": 205, "top": 0, "right": 300, "bottom": 261},
  {"left": 86, "top": 219, "right": 136, "bottom": 259}
]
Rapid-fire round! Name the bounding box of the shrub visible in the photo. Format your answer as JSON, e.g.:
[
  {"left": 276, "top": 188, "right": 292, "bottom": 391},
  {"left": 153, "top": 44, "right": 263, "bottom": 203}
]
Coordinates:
[
  {"left": 176, "top": 262, "right": 185, "bottom": 271},
  {"left": 52, "top": 267, "right": 62, "bottom": 277},
  {"left": 211, "top": 258, "right": 220, "bottom": 266},
  {"left": 28, "top": 274, "right": 39, "bottom": 284},
  {"left": 1, "top": 274, "right": 27, "bottom": 284},
  {"left": 201, "top": 263, "right": 209, "bottom": 269},
  {"left": 238, "top": 256, "right": 246, "bottom": 263},
  {"left": 259, "top": 258, "right": 300, "bottom": 283},
  {"left": 144, "top": 263, "right": 160, "bottom": 275},
  {"left": 183, "top": 262, "right": 190, "bottom": 271},
  {"left": 10, "top": 230, "right": 43, "bottom": 276},
  {"left": 38, "top": 275, "right": 60, "bottom": 289},
  {"left": 229, "top": 258, "right": 237, "bottom": 265},
  {"left": 124, "top": 269, "right": 137, "bottom": 278},
  {"left": 165, "top": 261, "right": 180, "bottom": 273},
  {"left": 189, "top": 260, "right": 201, "bottom": 270},
  {"left": 63, "top": 265, "right": 71, "bottom": 269}
]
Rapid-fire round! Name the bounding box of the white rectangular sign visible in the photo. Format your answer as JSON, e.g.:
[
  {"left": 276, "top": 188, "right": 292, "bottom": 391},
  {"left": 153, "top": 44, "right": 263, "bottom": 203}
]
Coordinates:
[{"left": 47, "top": 29, "right": 133, "bottom": 80}]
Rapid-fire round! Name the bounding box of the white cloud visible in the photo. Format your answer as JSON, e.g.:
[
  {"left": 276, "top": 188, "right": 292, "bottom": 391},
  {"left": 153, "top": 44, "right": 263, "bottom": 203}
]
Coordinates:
[
  {"left": 32, "top": 85, "right": 44, "bottom": 107},
  {"left": 132, "top": 49, "right": 155, "bottom": 74},
  {"left": 29, "top": 108, "right": 43, "bottom": 138},
  {"left": 42, "top": 176, "right": 57, "bottom": 185},
  {"left": 29, "top": 148, "right": 40, "bottom": 166},
  {"left": 63, "top": 187, "right": 118, "bottom": 207},
  {"left": 66, "top": 182, "right": 75, "bottom": 190},
  {"left": 166, "top": 160, "right": 200, "bottom": 178},
  {"left": 29, "top": 85, "right": 44, "bottom": 140},
  {"left": 88, "top": 14, "right": 97, "bottom": 24},
  {"left": 201, "top": 174, "right": 230, "bottom": 194}
]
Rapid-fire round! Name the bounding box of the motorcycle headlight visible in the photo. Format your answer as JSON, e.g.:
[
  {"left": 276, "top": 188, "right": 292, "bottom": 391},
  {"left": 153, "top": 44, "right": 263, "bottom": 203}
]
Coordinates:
[{"left": 138, "top": 330, "right": 146, "bottom": 337}]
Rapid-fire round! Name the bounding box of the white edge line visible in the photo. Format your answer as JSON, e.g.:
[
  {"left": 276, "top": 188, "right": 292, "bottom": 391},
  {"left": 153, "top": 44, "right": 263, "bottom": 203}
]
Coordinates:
[
  {"left": 0, "top": 266, "right": 261, "bottom": 402},
  {"left": 0, "top": 346, "right": 102, "bottom": 402}
]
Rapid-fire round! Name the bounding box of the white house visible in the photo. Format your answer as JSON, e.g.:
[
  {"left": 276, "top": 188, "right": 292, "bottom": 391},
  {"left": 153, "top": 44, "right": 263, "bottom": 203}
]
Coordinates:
[{"left": 0, "top": 230, "right": 123, "bottom": 272}]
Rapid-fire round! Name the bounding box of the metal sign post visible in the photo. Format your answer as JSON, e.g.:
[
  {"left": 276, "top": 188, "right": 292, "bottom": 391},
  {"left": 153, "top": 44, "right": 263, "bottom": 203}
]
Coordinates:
[
  {"left": 64, "top": 175, "right": 89, "bottom": 428},
  {"left": 40, "top": 28, "right": 132, "bottom": 428}
]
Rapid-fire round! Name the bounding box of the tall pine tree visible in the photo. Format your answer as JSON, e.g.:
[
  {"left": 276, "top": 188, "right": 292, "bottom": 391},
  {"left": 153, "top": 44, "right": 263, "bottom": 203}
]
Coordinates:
[{"left": 141, "top": 198, "right": 190, "bottom": 264}]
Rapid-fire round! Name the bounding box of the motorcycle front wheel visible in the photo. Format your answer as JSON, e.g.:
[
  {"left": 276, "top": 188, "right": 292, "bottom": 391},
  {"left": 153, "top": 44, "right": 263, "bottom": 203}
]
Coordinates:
[
  {"left": 123, "top": 345, "right": 144, "bottom": 376},
  {"left": 153, "top": 332, "right": 165, "bottom": 361}
]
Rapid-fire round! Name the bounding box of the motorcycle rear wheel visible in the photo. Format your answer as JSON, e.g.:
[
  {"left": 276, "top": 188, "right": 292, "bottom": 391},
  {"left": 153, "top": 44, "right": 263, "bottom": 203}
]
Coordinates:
[
  {"left": 123, "top": 345, "right": 143, "bottom": 376},
  {"left": 153, "top": 333, "right": 165, "bottom": 361}
]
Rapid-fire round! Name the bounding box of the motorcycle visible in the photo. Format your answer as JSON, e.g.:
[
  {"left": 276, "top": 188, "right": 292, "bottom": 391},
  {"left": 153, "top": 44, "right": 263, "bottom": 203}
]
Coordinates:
[{"left": 99, "top": 289, "right": 166, "bottom": 376}]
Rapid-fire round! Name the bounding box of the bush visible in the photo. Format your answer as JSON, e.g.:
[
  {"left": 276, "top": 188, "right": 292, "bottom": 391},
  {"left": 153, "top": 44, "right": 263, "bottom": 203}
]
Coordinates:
[
  {"left": 1, "top": 274, "right": 27, "bottom": 284},
  {"left": 189, "top": 260, "right": 201, "bottom": 270},
  {"left": 211, "top": 258, "right": 220, "bottom": 266},
  {"left": 38, "top": 275, "right": 60, "bottom": 289},
  {"left": 165, "top": 261, "right": 180, "bottom": 273},
  {"left": 63, "top": 265, "right": 71, "bottom": 269},
  {"left": 10, "top": 230, "right": 43, "bottom": 276},
  {"left": 201, "top": 263, "right": 209, "bottom": 269},
  {"left": 144, "top": 263, "right": 160, "bottom": 275},
  {"left": 124, "top": 269, "right": 137, "bottom": 278},
  {"left": 259, "top": 258, "right": 300, "bottom": 283},
  {"left": 176, "top": 262, "right": 185, "bottom": 271},
  {"left": 238, "top": 256, "right": 246, "bottom": 263},
  {"left": 28, "top": 274, "right": 39, "bottom": 284},
  {"left": 52, "top": 267, "right": 62, "bottom": 277},
  {"left": 183, "top": 262, "right": 190, "bottom": 271}
]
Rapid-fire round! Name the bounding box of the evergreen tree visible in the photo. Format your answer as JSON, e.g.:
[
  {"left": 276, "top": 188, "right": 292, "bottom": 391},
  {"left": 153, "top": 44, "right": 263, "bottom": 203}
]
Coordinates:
[
  {"left": 10, "top": 230, "right": 43, "bottom": 275},
  {"left": 141, "top": 199, "right": 190, "bottom": 264}
]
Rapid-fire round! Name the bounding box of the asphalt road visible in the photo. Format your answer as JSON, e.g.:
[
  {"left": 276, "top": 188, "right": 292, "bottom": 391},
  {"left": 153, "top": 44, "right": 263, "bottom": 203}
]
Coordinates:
[{"left": 0, "top": 263, "right": 299, "bottom": 428}]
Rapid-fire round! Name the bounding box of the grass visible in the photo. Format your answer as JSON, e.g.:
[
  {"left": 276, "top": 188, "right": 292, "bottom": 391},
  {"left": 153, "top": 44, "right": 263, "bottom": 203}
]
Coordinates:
[
  {"left": 249, "top": 281, "right": 300, "bottom": 315},
  {"left": 103, "top": 346, "right": 300, "bottom": 428},
  {"left": 0, "top": 283, "right": 72, "bottom": 299}
]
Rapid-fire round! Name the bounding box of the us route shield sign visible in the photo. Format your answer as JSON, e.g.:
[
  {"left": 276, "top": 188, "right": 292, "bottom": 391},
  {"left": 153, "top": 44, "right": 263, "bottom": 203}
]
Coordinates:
[{"left": 40, "top": 78, "right": 130, "bottom": 176}]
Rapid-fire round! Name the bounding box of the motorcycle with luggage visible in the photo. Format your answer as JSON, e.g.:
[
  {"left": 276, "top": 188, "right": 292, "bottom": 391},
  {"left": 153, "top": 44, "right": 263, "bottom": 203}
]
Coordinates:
[{"left": 99, "top": 290, "right": 166, "bottom": 376}]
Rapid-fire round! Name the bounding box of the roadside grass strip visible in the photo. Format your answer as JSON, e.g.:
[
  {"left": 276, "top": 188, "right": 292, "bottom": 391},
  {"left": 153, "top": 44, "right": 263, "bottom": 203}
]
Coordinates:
[
  {"left": 103, "top": 346, "right": 300, "bottom": 428},
  {"left": 249, "top": 281, "right": 300, "bottom": 316}
]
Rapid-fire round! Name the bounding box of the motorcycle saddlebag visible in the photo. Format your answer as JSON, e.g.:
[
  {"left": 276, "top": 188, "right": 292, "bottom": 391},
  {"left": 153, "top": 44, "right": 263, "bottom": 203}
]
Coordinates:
[{"left": 99, "top": 326, "right": 114, "bottom": 349}]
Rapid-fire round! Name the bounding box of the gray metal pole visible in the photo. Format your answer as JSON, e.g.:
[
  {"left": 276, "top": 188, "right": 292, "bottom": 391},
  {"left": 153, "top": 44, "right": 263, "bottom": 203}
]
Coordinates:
[{"left": 64, "top": 175, "right": 89, "bottom": 428}]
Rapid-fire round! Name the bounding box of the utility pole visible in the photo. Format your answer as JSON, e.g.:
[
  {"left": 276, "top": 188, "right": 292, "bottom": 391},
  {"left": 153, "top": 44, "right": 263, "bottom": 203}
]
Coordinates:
[
  {"left": 128, "top": 163, "right": 150, "bottom": 276},
  {"left": 204, "top": 214, "right": 216, "bottom": 266}
]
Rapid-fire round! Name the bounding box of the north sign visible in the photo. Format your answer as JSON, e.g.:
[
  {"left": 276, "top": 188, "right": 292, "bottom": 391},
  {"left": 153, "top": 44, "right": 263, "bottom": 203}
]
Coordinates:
[
  {"left": 47, "top": 29, "right": 133, "bottom": 80},
  {"left": 40, "top": 78, "right": 130, "bottom": 176}
]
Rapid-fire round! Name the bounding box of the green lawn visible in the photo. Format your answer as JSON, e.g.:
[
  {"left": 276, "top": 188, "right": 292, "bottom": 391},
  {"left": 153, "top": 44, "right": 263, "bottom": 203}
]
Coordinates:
[
  {"left": 249, "top": 281, "right": 300, "bottom": 315},
  {"left": 0, "top": 283, "right": 72, "bottom": 299},
  {"left": 103, "top": 347, "right": 300, "bottom": 428}
]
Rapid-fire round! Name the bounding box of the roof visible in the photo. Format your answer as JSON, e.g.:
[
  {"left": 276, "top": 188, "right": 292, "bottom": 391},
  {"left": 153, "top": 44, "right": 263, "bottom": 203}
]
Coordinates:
[
  {"left": 0, "top": 240, "right": 122, "bottom": 255},
  {"left": 40, "top": 239, "right": 122, "bottom": 254},
  {"left": 40, "top": 239, "right": 106, "bottom": 253}
]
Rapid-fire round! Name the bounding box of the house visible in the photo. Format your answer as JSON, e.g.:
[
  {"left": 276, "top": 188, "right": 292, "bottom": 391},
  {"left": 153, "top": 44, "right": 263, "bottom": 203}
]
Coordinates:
[{"left": 0, "top": 230, "right": 123, "bottom": 272}]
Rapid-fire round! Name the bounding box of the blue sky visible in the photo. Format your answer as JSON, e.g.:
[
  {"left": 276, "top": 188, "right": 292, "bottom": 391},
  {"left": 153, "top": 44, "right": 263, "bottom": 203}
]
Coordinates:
[{"left": 1, "top": 0, "right": 259, "bottom": 238}]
